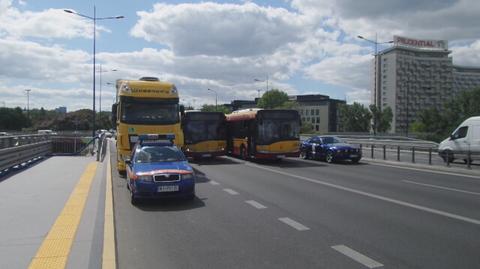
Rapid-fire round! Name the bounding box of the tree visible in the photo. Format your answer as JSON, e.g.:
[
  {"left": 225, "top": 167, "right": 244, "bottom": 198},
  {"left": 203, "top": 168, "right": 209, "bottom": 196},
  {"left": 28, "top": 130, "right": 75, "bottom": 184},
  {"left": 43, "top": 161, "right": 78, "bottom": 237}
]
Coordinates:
[
  {"left": 257, "top": 89, "right": 289, "bottom": 109},
  {"left": 300, "top": 120, "right": 313, "bottom": 134},
  {"left": 369, "top": 105, "right": 393, "bottom": 134},
  {"left": 200, "top": 104, "right": 230, "bottom": 114},
  {"left": 412, "top": 87, "right": 480, "bottom": 141},
  {"left": 0, "top": 107, "right": 30, "bottom": 130},
  {"left": 338, "top": 102, "right": 371, "bottom": 132}
]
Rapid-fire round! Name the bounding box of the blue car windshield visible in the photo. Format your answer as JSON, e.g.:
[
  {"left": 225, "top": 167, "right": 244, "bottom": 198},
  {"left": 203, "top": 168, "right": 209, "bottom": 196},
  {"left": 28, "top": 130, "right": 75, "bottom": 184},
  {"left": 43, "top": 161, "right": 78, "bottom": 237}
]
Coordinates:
[
  {"left": 134, "top": 146, "right": 186, "bottom": 163},
  {"left": 322, "top": 137, "right": 342, "bottom": 144}
]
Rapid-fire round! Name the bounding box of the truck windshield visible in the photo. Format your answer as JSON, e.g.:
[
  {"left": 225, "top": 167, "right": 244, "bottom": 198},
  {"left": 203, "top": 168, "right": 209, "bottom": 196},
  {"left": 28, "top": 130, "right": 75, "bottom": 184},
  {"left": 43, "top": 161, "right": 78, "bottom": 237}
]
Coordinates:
[{"left": 120, "top": 99, "right": 180, "bottom": 125}]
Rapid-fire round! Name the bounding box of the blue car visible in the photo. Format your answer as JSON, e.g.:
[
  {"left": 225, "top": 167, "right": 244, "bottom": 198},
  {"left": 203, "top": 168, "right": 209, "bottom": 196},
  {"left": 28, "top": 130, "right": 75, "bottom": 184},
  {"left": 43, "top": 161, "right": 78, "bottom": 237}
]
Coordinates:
[
  {"left": 300, "top": 136, "right": 361, "bottom": 163},
  {"left": 126, "top": 134, "right": 196, "bottom": 204}
]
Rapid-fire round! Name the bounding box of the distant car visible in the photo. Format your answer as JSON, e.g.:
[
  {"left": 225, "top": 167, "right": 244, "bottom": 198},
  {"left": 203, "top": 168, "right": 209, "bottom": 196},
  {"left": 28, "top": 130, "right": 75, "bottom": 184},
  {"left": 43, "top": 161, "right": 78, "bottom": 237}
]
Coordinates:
[
  {"left": 300, "top": 135, "right": 361, "bottom": 163},
  {"left": 0, "top": 132, "right": 10, "bottom": 136},
  {"left": 126, "top": 134, "right": 196, "bottom": 204}
]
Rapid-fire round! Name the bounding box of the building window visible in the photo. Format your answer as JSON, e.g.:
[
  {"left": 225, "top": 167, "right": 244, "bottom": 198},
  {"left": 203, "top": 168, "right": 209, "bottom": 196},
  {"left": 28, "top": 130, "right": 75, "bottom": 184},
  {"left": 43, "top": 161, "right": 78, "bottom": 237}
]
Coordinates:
[
  {"left": 317, "top": 117, "right": 320, "bottom": 123},
  {"left": 316, "top": 109, "right": 319, "bottom": 115},
  {"left": 315, "top": 125, "right": 319, "bottom": 131},
  {"left": 311, "top": 109, "right": 314, "bottom": 115}
]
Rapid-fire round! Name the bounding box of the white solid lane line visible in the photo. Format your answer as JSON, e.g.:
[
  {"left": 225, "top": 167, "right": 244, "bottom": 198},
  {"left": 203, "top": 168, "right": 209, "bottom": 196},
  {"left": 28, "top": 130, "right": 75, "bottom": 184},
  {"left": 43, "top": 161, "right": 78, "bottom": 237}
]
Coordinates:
[
  {"left": 278, "top": 217, "right": 310, "bottom": 231},
  {"left": 209, "top": 180, "right": 220, "bottom": 185},
  {"left": 403, "top": 180, "right": 480, "bottom": 196},
  {"left": 332, "top": 245, "right": 383, "bottom": 268},
  {"left": 247, "top": 163, "right": 480, "bottom": 226},
  {"left": 223, "top": 188, "right": 239, "bottom": 195},
  {"left": 245, "top": 200, "right": 267, "bottom": 209}
]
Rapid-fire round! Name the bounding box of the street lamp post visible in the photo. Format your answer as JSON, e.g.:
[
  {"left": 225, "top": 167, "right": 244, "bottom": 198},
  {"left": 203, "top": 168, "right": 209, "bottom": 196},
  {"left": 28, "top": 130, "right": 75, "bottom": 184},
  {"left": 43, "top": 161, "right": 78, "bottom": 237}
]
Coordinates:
[
  {"left": 254, "top": 74, "right": 269, "bottom": 92},
  {"left": 25, "top": 89, "right": 31, "bottom": 119},
  {"left": 64, "top": 7, "right": 123, "bottom": 137},
  {"left": 357, "top": 34, "right": 393, "bottom": 134},
  {"left": 97, "top": 65, "right": 117, "bottom": 114},
  {"left": 207, "top": 88, "right": 218, "bottom": 111}
]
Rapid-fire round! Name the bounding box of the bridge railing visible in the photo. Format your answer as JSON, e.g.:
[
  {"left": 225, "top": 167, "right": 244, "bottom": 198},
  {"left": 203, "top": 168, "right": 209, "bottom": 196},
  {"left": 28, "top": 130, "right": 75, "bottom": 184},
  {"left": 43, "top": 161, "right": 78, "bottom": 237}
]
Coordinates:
[
  {"left": 0, "top": 141, "right": 52, "bottom": 172},
  {"left": 0, "top": 134, "right": 51, "bottom": 149}
]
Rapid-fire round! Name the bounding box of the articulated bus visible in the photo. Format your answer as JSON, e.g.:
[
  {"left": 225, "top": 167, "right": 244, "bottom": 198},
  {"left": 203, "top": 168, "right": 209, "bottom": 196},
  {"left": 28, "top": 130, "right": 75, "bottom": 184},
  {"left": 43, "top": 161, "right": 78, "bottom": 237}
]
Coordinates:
[
  {"left": 182, "top": 111, "right": 227, "bottom": 159},
  {"left": 112, "top": 77, "right": 184, "bottom": 174},
  {"left": 226, "top": 109, "right": 301, "bottom": 160}
]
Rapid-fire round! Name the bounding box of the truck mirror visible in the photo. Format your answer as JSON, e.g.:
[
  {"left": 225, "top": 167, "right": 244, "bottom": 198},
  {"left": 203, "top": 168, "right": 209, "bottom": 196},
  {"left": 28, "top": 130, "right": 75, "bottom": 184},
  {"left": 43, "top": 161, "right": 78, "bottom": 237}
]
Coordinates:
[{"left": 111, "top": 104, "right": 117, "bottom": 125}]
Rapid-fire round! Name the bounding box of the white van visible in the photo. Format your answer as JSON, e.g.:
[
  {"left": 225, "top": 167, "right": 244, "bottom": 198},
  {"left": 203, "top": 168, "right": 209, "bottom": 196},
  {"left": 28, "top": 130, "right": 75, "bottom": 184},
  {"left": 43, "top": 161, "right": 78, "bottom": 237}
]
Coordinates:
[{"left": 438, "top": 116, "right": 480, "bottom": 163}]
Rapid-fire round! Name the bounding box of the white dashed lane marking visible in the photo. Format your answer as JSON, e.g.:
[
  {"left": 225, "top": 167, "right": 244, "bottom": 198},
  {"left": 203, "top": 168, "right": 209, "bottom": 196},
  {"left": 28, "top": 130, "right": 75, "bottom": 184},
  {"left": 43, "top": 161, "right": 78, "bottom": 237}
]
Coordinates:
[
  {"left": 278, "top": 217, "right": 310, "bottom": 231},
  {"left": 245, "top": 200, "right": 267, "bottom": 209},
  {"left": 332, "top": 245, "right": 383, "bottom": 268},
  {"left": 223, "top": 188, "right": 239, "bottom": 195},
  {"left": 209, "top": 180, "right": 220, "bottom": 185}
]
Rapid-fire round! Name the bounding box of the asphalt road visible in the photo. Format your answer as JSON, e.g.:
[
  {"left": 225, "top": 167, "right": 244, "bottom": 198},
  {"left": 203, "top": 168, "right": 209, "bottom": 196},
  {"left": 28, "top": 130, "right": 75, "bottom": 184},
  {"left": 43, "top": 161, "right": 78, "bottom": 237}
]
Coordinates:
[{"left": 110, "top": 141, "right": 480, "bottom": 269}]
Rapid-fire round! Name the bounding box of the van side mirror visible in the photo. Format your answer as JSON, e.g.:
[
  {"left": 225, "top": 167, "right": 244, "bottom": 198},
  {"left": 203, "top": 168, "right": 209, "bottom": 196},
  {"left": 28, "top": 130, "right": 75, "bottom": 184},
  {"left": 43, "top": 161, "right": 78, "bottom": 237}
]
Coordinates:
[
  {"left": 450, "top": 134, "right": 455, "bottom": 140},
  {"left": 111, "top": 104, "right": 118, "bottom": 125}
]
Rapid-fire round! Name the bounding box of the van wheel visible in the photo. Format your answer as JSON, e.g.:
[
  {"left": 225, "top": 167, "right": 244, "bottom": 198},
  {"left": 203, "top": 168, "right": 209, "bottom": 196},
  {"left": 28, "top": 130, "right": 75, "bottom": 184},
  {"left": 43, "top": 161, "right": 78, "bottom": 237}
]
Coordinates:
[{"left": 441, "top": 150, "right": 454, "bottom": 163}]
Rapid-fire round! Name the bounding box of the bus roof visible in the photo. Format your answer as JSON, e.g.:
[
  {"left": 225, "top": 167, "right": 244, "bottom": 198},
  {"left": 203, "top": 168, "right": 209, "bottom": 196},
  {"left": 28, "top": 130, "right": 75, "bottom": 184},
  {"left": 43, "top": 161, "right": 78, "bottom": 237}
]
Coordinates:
[
  {"left": 226, "top": 109, "right": 300, "bottom": 122},
  {"left": 116, "top": 78, "right": 178, "bottom": 99}
]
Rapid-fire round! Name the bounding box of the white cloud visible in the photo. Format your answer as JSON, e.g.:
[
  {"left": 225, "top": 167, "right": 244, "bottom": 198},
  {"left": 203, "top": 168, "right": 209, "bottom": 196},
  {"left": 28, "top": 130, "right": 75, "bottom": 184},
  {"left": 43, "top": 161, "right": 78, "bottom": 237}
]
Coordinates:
[
  {"left": 0, "top": 39, "right": 91, "bottom": 83},
  {"left": 0, "top": 5, "right": 106, "bottom": 40},
  {"left": 131, "top": 2, "right": 305, "bottom": 57}
]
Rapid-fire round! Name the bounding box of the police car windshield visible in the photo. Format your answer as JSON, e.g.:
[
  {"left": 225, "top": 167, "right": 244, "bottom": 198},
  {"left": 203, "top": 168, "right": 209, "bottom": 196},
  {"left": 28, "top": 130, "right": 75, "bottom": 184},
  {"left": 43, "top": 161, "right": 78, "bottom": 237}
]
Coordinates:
[{"left": 134, "top": 146, "right": 186, "bottom": 163}]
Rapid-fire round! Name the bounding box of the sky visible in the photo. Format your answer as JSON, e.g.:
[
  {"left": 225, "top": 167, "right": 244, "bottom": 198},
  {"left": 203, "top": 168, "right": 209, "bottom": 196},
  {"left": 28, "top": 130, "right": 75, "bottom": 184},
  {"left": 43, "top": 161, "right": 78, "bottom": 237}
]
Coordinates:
[{"left": 1, "top": 0, "right": 479, "bottom": 111}]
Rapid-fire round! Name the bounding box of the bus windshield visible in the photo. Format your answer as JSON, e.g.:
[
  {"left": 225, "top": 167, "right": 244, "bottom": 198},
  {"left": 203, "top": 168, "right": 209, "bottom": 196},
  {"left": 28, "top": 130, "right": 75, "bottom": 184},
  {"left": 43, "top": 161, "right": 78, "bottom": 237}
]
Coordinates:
[
  {"left": 184, "top": 118, "right": 226, "bottom": 144},
  {"left": 257, "top": 119, "right": 300, "bottom": 144},
  {"left": 120, "top": 98, "right": 179, "bottom": 125}
]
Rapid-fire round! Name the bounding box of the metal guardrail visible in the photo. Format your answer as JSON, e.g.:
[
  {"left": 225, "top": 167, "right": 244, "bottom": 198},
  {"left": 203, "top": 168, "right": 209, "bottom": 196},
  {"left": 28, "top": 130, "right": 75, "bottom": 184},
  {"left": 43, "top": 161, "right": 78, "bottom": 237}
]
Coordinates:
[
  {"left": 359, "top": 143, "right": 480, "bottom": 170},
  {"left": 0, "top": 141, "right": 52, "bottom": 171},
  {"left": 0, "top": 134, "right": 51, "bottom": 149}
]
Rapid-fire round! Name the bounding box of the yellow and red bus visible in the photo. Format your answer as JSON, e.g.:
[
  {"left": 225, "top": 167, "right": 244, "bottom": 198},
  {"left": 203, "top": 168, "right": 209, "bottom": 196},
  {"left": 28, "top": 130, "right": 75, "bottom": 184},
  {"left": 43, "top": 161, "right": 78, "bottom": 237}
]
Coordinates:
[
  {"left": 226, "top": 109, "right": 301, "bottom": 160},
  {"left": 112, "top": 77, "right": 184, "bottom": 174},
  {"left": 182, "top": 111, "right": 226, "bottom": 159}
]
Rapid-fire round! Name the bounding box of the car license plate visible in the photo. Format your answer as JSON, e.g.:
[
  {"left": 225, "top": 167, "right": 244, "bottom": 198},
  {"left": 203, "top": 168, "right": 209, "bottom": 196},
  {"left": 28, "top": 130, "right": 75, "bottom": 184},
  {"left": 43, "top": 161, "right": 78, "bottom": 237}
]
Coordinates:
[
  {"left": 350, "top": 154, "right": 358, "bottom": 158},
  {"left": 157, "top": 185, "right": 179, "bottom": 192},
  {"left": 277, "top": 155, "right": 285, "bottom": 158},
  {"left": 202, "top": 154, "right": 212, "bottom": 157}
]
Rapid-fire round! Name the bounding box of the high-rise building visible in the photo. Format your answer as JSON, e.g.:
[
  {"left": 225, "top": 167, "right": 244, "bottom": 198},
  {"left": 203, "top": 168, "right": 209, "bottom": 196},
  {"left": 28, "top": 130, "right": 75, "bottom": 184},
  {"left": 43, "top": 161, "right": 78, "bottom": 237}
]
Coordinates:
[{"left": 374, "top": 36, "right": 480, "bottom": 134}]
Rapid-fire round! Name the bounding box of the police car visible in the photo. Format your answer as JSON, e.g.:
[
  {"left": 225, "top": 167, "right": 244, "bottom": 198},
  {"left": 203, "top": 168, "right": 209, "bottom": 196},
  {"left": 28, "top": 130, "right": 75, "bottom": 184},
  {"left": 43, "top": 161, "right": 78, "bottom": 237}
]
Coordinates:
[{"left": 125, "top": 134, "right": 196, "bottom": 204}]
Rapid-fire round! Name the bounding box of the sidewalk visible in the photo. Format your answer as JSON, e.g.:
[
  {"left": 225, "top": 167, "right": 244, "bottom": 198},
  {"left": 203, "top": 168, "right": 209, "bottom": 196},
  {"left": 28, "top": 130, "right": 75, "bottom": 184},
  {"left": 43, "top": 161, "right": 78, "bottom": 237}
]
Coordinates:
[{"left": 0, "top": 155, "right": 108, "bottom": 269}]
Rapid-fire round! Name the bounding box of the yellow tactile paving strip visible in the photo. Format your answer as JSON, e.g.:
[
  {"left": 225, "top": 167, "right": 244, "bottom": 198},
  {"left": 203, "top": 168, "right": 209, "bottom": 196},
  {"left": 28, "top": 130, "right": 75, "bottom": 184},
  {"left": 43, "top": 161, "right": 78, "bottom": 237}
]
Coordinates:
[
  {"left": 102, "top": 151, "right": 117, "bottom": 269},
  {"left": 28, "top": 162, "right": 98, "bottom": 269}
]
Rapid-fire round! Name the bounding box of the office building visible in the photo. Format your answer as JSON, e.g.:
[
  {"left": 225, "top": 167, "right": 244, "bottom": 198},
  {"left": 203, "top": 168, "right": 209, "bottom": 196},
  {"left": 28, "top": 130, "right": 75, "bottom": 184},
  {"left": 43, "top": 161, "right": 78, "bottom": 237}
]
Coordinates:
[
  {"left": 374, "top": 35, "right": 480, "bottom": 133},
  {"left": 289, "top": 94, "right": 345, "bottom": 133}
]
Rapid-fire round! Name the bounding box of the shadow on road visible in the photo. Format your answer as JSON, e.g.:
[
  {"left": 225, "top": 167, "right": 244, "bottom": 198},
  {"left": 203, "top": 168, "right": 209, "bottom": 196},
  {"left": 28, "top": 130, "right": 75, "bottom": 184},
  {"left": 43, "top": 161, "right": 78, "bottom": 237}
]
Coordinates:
[
  {"left": 135, "top": 196, "right": 206, "bottom": 212},
  {"left": 192, "top": 167, "right": 210, "bottom": 184},
  {"left": 189, "top": 156, "right": 241, "bottom": 166},
  {"left": 256, "top": 158, "right": 327, "bottom": 168}
]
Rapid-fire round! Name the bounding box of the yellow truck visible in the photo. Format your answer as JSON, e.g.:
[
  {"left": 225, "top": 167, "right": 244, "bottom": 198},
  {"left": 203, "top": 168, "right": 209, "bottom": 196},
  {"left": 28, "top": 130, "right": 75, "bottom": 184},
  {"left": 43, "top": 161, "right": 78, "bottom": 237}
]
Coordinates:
[{"left": 112, "top": 77, "right": 184, "bottom": 174}]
